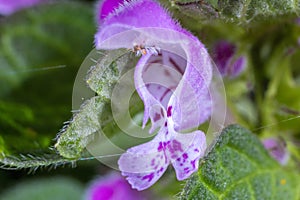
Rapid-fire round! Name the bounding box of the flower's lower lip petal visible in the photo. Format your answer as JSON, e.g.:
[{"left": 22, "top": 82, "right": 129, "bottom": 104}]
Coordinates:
[
  {"left": 120, "top": 167, "right": 168, "bottom": 191},
  {"left": 168, "top": 130, "right": 206, "bottom": 180},
  {"left": 118, "top": 132, "right": 169, "bottom": 190}
]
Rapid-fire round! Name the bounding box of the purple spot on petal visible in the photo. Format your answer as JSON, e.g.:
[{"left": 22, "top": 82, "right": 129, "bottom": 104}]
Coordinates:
[
  {"left": 183, "top": 153, "right": 188, "bottom": 159},
  {"left": 191, "top": 160, "right": 196, "bottom": 169},
  {"left": 157, "top": 142, "right": 163, "bottom": 152},
  {"left": 164, "top": 122, "right": 167, "bottom": 127},
  {"left": 167, "top": 106, "right": 172, "bottom": 117},
  {"left": 163, "top": 141, "right": 170, "bottom": 147},
  {"left": 177, "top": 158, "right": 181, "bottom": 161},
  {"left": 142, "top": 173, "right": 154, "bottom": 182},
  {"left": 194, "top": 148, "right": 199, "bottom": 152}
]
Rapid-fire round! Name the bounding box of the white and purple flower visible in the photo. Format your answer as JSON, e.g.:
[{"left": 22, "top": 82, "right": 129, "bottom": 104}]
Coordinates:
[
  {"left": 213, "top": 40, "right": 246, "bottom": 78},
  {"left": 95, "top": 0, "right": 213, "bottom": 190},
  {"left": 85, "top": 173, "right": 146, "bottom": 200},
  {"left": 263, "top": 138, "right": 289, "bottom": 165},
  {"left": 0, "top": 0, "right": 43, "bottom": 16}
]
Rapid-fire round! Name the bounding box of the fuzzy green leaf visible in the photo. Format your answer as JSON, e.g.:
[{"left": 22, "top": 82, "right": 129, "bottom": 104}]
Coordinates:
[
  {"left": 181, "top": 125, "right": 300, "bottom": 200},
  {"left": 171, "top": 0, "right": 299, "bottom": 23},
  {"left": 86, "top": 49, "right": 135, "bottom": 97},
  {"left": 55, "top": 96, "right": 106, "bottom": 159},
  {"left": 55, "top": 49, "right": 139, "bottom": 159}
]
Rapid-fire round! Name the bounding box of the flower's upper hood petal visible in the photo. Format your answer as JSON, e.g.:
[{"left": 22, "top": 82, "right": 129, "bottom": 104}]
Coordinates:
[
  {"left": 167, "top": 42, "right": 212, "bottom": 131},
  {"left": 97, "top": 0, "right": 125, "bottom": 23},
  {"left": 95, "top": 0, "right": 213, "bottom": 131},
  {"left": 95, "top": 0, "right": 187, "bottom": 49},
  {"left": 134, "top": 38, "right": 212, "bottom": 132}
]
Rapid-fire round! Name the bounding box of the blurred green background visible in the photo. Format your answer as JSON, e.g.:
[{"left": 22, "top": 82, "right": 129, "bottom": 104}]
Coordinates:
[
  {"left": 0, "top": 0, "right": 102, "bottom": 198},
  {"left": 0, "top": 0, "right": 300, "bottom": 199}
]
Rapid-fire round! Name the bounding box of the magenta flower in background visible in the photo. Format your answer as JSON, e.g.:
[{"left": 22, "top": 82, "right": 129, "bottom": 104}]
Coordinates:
[
  {"left": 95, "top": 0, "right": 212, "bottom": 190},
  {"left": 85, "top": 173, "right": 146, "bottom": 200},
  {"left": 263, "top": 138, "right": 289, "bottom": 165},
  {"left": 213, "top": 40, "right": 246, "bottom": 78},
  {"left": 0, "top": 0, "right": 42, "bottom": 16}
]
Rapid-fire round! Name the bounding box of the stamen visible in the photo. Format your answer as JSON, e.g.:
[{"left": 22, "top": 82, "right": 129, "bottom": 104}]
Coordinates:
[{"left": 132, "top": 44, "right": 160, "bottom": 56}]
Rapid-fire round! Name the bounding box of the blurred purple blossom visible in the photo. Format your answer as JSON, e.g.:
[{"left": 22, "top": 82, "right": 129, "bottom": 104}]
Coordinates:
[
  {"left": 85, "top": 173, "right": 146, "bottom": 200},
  {"left": 213, "top": 40, "right": 246, "bottom": 78},
  {"left": 95, "top": 0, "right": 212, "bottom": 190},
  {"left": 0, "top": 0, "right": 43, "bottom": 15},
  {"left": 263, "top": 138, "right": 289, "bottom": 165}
]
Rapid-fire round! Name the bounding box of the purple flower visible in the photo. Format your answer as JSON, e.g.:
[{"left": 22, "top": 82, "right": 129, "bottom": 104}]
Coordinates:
[
  {"left": 85, "top": 173, "right": 145, "bottom": 200},
  {"left": 0, "top": 0, "right": 43, "bottom": 16},
  {"left": 213, "top": 40, "right": 246, "bottom": 78},
  {"left": 262, "top": 138, "right": 289, "bottom": 165},
  {"left": 95, "top": 0, "right": 212, "bottom": 190}
]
